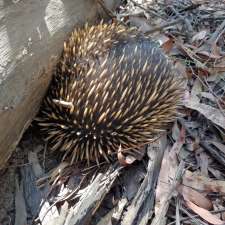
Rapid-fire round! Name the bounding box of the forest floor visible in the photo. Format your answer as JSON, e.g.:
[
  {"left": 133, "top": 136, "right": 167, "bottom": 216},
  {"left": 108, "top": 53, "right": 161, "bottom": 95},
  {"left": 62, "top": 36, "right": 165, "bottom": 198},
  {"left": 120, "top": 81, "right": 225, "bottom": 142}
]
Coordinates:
[{"left": 1, "top": 0, "right": 225, "bottom": 225}]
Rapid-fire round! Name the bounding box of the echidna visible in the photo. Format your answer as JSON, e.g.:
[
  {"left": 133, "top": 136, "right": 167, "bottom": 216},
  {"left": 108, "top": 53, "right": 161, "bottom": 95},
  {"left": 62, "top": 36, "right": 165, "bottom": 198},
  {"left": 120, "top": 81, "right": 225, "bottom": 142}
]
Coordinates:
[{"left": 37, "top": 22, "right": 183, "bottom": 164}]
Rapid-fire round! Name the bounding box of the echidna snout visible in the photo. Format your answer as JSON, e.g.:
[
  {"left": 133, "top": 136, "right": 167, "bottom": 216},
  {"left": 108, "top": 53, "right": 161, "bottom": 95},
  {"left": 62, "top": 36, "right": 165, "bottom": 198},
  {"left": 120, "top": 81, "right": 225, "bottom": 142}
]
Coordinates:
[{"left": 37, "top": 22, "right": 183, "bottom": 164}]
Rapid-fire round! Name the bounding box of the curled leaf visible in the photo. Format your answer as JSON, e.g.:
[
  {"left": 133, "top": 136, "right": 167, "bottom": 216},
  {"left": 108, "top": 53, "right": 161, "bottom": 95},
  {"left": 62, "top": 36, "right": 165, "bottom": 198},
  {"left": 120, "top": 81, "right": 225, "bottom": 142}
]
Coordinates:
[
  {"left": 177, "top": 184, "right": 213, "bottom": 210},
  {"left": 185, "top": 200, "right": 225, "bottom": 225}
]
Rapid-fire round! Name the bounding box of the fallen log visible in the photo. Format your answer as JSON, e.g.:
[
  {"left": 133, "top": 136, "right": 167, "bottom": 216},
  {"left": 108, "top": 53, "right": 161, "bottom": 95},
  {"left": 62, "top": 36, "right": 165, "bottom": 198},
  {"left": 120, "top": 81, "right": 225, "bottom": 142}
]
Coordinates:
[{"left": 0, "top": 0, "right": 120, "bottom": 168}]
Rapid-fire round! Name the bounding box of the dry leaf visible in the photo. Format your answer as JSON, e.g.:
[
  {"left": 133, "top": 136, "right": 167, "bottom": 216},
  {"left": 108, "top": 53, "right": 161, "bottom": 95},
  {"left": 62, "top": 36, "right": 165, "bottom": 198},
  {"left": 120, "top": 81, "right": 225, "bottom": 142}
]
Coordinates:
[
  {"left": 199, "top": 152, "right": 209, "bottom": 177},
  {"left": 172, "top": 121, "right": 180, "bottom": 141},
  {"left": 176, "top": 42, "right": 208, "bottom": 70},
  {"left": 129, "top": 16, "right": 153, "bottom": 33},
  {"left": 208, "top": 60, "right": 225, "bottom": 73},
  {"left": 200, "top": 92, "right": 216, "bottom": 103},
  {"left": 177, "top": 184, "right": 213, "bottom": 210},
  {"left": 124, "top": 155, "right": 136, "bottom": 164},
  {"left": 191, "top": 79, "right": 202, "bottom": 100},
  {"left": 117, "top": 146, "right": 128, "bottom": 166},
  {"left": 197, "top": 68, "right": 210, "bottom": 77},
  {"left": 185, "top": 200, "right": 225, "bottom": 225},
  {"left": 185, "top": 96, "right": 225, "bottom": 129},
  {"left": 155, "top": 34, "right": 174, "bottom": 53},
  {"left": 117, "top": 146, "right": 136, "bottom": 166},
  {"left": 183, "top": 171, "right": 225, "bottom": 194},
  {"left": 174, "top": 60, "right": 187, "bottom": 79},
  {"left": 197, "top": 50, "right": 222, "bottom": 60},
  {"left": 171, "top": 126, "right": 185, "bottom": 155},
  {"left": 191, "top": 30, "right": 208, "bottom": 43}
]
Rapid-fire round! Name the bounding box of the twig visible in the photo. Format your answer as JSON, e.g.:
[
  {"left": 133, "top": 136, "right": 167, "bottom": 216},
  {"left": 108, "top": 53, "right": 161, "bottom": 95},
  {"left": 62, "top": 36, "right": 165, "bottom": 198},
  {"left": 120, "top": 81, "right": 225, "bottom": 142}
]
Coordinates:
[
  {"left": 97, "top": 0, "right": 115, "bottom": 18},
  {"left": 168, "top": 208, "right": 225, "bottom": 225},
  {"left": 208, "top": 18, "right": 225, "bottom": 44},
  {"left": 145, "top": 19, "right": 183, "bottom": 35},
  {"left": 203, "top": 77, "right": 225, "bottom": 118},
  {"left": 191, "top": 73, "right": 225, "bottom": 119},
  {"left": 42, "top": 142, "right": 47, "bottom": 170},
  {"left": 38, "top": 174, "right": 87, "bottom": 223},
  {"left": 179, "top": 3, "right": 201, "bottom": 13},
  {"left": 151, "top": 161, "right": 185, "bottom": 225},
  {"left": 130, "top": 0, "right": 166, "bottom": 20},
  {"left": 169, "top": 6, "right": 193, "bottom": 38},
  {"left": 176, "top": 206, "right": 208, "bottom": 225},
  {"left": 178, "top": 118, "right": 225, "bottom": 166},
  {"left": 121, "top": 138, "right": 166, "bottom": 225}
]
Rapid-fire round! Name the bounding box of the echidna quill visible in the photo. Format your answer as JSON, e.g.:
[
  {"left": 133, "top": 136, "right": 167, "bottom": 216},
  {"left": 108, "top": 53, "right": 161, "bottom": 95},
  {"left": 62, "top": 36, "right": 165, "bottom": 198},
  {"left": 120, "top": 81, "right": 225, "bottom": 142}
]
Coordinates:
[{"left": 37, "top": 22, "right": 183, "bottom": 164}]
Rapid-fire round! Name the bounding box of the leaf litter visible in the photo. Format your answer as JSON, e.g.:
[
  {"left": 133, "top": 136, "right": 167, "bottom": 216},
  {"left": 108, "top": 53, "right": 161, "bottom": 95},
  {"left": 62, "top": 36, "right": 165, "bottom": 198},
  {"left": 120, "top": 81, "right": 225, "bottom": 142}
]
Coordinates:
[{"left": 1, "top": 0, "right": 225, "bottom": 224}]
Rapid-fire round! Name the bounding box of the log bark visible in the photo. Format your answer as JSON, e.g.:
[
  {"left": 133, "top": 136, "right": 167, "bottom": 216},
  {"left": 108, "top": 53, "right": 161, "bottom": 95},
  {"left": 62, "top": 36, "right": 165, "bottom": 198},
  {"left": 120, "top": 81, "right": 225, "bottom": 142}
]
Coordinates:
[{"left": 0, "top": 0, "right": 119, "bottom": 168}]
